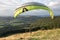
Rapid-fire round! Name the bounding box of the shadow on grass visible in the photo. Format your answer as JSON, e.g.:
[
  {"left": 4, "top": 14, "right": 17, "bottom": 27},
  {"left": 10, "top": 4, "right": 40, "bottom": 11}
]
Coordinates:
[{"left": 0, "top": 26, "right": 47, "bottom": 38}]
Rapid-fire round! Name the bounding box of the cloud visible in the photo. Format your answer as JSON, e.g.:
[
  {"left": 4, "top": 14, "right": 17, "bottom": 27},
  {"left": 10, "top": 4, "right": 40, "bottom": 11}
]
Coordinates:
[
  {"left": 48, "top": 2, "right": 58, "bottom": 7},
  {"left": 0, "top": 9, "right": 14, "bottom": 16}
]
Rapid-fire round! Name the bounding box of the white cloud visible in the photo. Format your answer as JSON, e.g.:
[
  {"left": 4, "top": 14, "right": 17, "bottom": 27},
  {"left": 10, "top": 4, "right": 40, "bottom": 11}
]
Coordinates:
[{"left": 48, "top": 2, "right": 58, "bottom": 7}]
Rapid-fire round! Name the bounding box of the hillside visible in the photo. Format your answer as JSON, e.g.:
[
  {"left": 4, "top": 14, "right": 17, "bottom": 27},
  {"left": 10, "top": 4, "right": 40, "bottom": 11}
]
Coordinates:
[{"left": 0, "top": 16, "right": 60, "bottom": 40}]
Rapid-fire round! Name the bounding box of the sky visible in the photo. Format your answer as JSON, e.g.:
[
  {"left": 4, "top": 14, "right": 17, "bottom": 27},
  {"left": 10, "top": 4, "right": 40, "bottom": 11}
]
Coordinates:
[{"left": 0, "top": 0, "right": 60, "bottom": 16}]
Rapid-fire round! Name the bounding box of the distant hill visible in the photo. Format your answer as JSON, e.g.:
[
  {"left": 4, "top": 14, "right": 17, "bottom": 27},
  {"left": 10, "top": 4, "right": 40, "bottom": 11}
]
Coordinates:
[{"left": 0, "top": 16, "right": 60, "bottom": 37}]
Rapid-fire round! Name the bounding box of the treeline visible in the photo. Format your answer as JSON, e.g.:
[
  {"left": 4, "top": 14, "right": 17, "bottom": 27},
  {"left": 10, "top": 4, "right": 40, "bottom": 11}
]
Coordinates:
[{"left": 29, "top": 16, "right": 60, "bottom": 30}]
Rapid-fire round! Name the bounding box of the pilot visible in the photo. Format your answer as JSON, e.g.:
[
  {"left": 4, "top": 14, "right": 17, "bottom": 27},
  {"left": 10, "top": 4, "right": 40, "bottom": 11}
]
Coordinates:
[{"left": 22, "top": 7, "right": 28, "bottom": 12}]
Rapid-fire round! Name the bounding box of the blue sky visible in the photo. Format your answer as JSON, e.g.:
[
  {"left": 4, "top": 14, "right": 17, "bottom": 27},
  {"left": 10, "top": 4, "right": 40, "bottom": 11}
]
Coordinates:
[{"left": 0, "top": 0, "right": 60, "bottom": 16}]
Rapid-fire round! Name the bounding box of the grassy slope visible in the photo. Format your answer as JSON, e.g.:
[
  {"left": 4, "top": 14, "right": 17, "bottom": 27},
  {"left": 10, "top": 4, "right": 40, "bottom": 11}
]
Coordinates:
[{"left": 0, "top": 29, "right": 60, "bottom": 40}]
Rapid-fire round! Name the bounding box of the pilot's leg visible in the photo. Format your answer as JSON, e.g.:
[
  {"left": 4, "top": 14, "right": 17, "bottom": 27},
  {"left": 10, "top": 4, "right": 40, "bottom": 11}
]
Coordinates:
[
  {"left": 25, "top": 8, "right": 28, "bottom": 11},
  {"left": 22, "top": 8, "right": 25, "bottom": 12}
]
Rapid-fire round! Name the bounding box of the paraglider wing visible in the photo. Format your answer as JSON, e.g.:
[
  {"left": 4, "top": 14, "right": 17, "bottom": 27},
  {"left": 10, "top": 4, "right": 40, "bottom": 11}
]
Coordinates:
[{"left": 14, "top": 2, "right": 54, "bottom": 19}]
